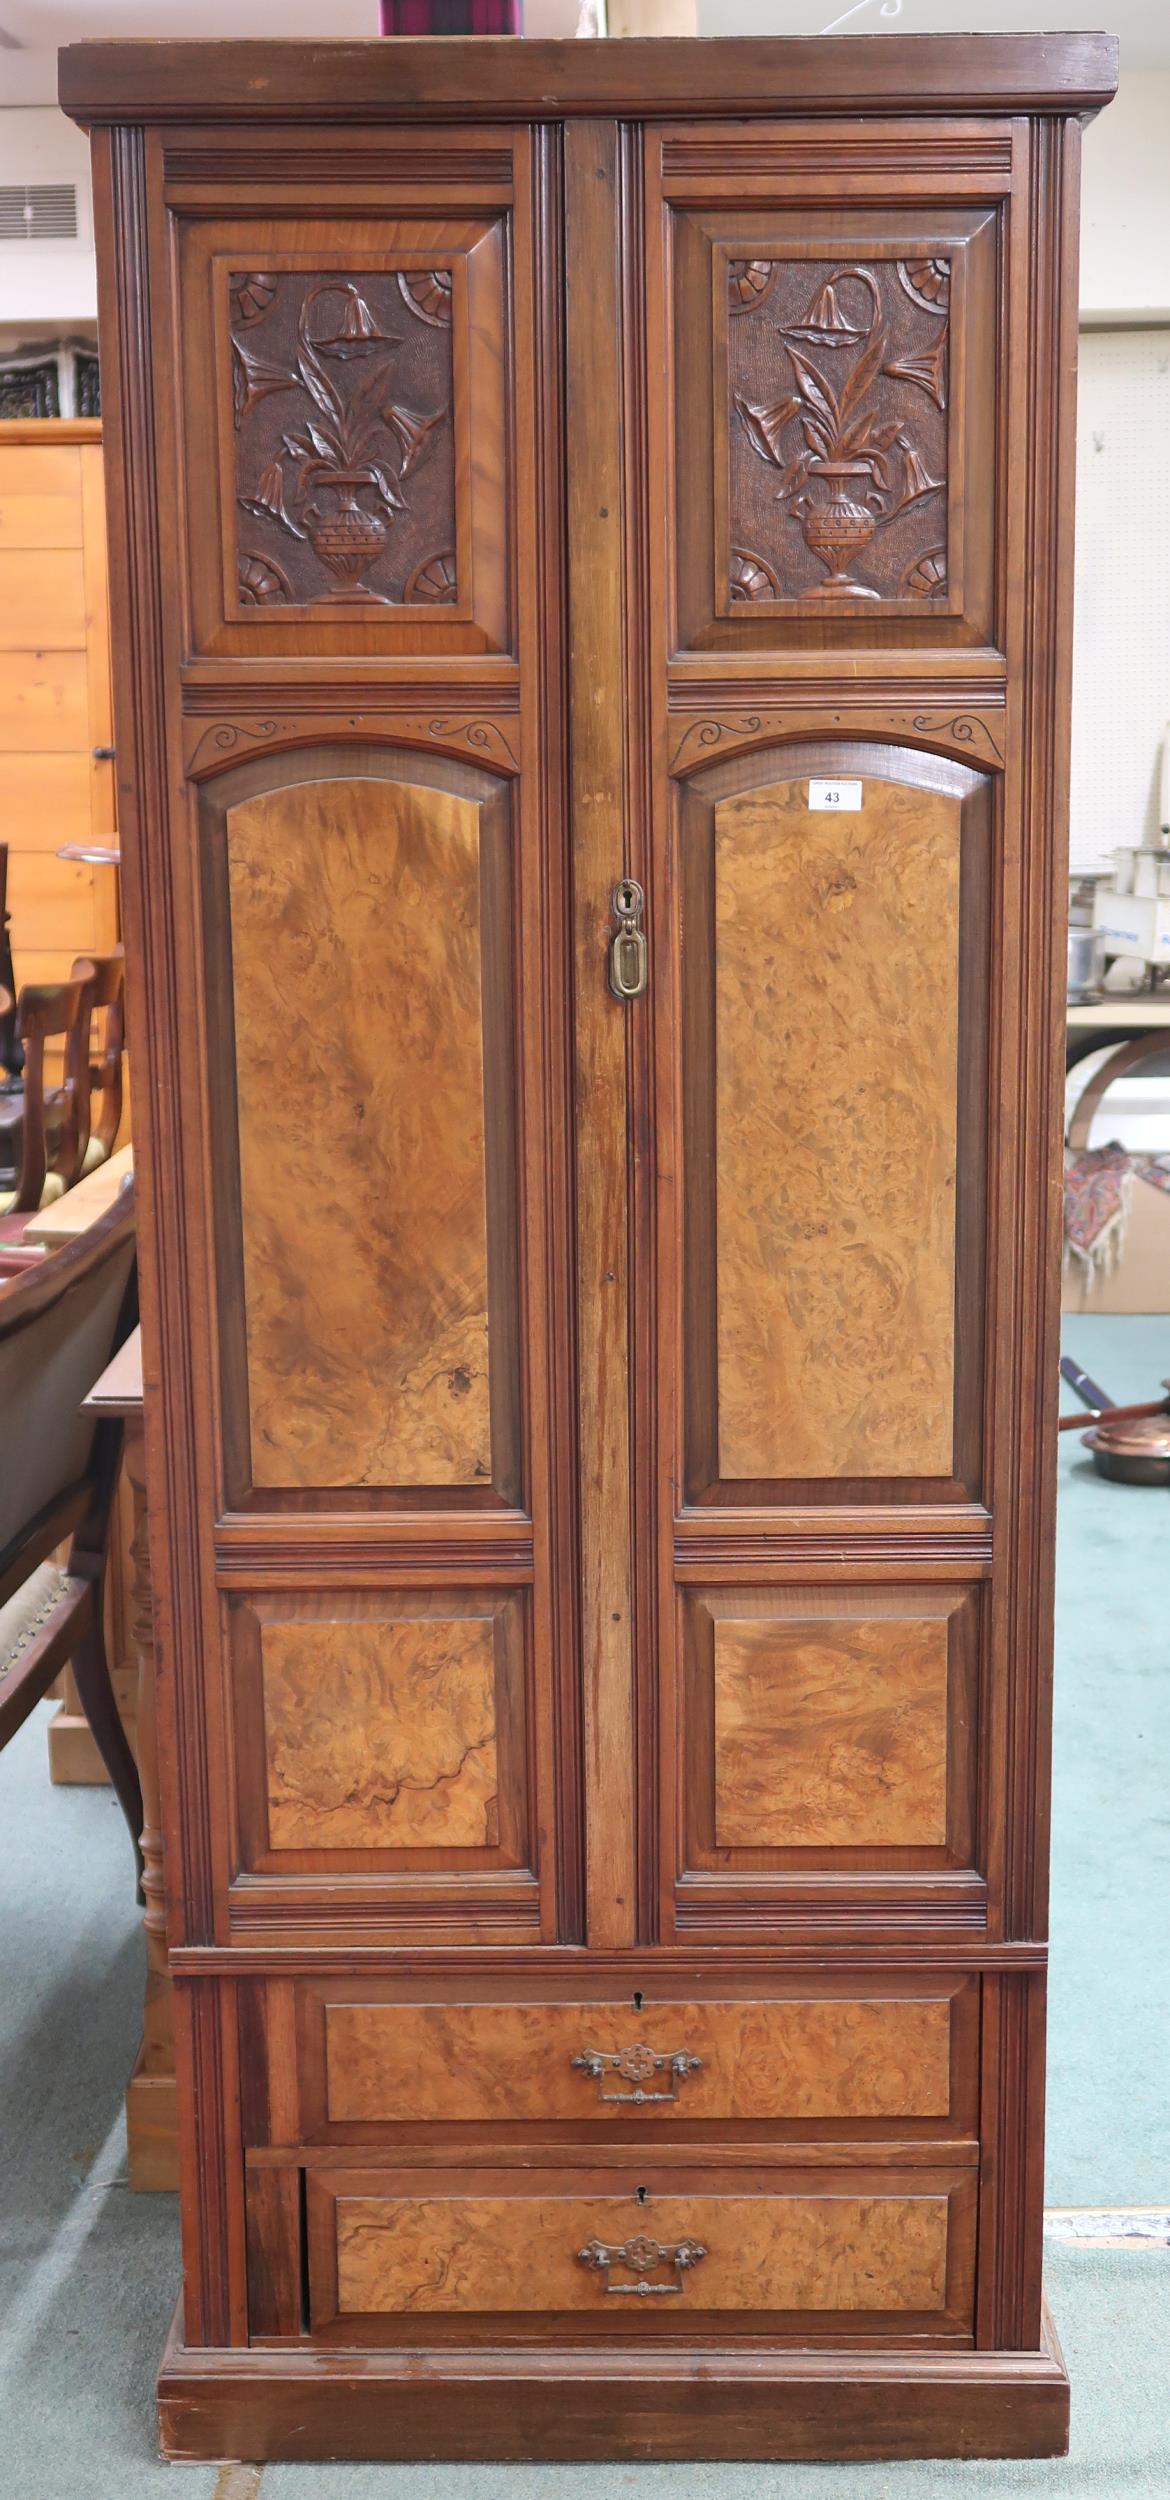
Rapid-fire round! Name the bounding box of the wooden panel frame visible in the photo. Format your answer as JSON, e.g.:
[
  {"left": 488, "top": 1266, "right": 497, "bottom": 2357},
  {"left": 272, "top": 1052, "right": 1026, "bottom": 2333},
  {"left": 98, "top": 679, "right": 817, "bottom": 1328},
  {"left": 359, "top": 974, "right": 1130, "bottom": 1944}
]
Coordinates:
[
  {"left": 304, "top": 2160, "right": 977, "bottom": 2345},
  {"left": 197, "top": 740, "right": 524, "bottom": 1514},
  {"left": 678, "top": 1584, "right": 979, "bottom": 1884},
  {"left": 174, "top": 187, "right": 513, "bottom": 661},
  {"left": 672, "top": 740, "right": 991, "bottom": 1508},
  {"left": 648, "top": 128, "right": 1004, "bottom": 661},
  {"left": 712, "top": 235, "right": 966, "bottom": 625}
]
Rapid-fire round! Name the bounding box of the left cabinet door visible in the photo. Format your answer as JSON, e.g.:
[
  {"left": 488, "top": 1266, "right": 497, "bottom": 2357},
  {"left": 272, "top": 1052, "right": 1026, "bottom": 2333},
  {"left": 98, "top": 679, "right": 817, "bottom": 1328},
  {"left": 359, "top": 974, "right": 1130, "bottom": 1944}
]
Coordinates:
[{"left": 137, "top": 124, "right": 580, "bottom": 1949}]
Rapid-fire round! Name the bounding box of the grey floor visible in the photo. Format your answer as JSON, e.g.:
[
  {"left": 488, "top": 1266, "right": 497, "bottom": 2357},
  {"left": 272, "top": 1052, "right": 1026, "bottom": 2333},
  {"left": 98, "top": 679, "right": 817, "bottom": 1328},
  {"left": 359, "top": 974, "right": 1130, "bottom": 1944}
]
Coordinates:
[{"left": 2, "top": 1314, "right": 1167, "bottom": 2499}]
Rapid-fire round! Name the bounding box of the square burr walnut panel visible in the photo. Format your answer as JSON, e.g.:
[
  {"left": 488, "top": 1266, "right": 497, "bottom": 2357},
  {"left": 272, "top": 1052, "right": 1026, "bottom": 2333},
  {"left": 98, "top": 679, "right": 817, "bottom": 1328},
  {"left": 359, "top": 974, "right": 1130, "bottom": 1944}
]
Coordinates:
[
  {"left": 230, "top": 1588, "right": 531, "bottom": 1880},
  {"left": 175, "top": 206, "right": 511, "bottom": 658},
  {"left": 648, "top": 125, "right": 1000, "bottom": 655},
  {"left": 679, "top": 1587, "right": 978, "bottom": 1882}
]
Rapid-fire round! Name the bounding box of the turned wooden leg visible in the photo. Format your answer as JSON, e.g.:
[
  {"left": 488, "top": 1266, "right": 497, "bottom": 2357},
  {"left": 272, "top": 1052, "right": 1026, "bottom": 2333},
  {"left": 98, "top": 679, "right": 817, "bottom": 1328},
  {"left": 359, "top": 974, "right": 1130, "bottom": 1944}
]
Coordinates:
[
  {"left": 123, "top": 1420, "right": 179, "bottom": 2193},
  {"left": 69, "top": 1585, "right": 144, "bottom": 1888}
]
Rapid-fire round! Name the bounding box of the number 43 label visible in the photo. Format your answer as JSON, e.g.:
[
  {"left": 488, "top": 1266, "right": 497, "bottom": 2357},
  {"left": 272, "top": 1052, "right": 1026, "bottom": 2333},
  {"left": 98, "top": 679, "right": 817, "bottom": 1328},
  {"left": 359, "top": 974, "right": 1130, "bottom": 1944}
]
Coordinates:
[{"left": 808, "top": 778, "right": 863, "bottom": 811}]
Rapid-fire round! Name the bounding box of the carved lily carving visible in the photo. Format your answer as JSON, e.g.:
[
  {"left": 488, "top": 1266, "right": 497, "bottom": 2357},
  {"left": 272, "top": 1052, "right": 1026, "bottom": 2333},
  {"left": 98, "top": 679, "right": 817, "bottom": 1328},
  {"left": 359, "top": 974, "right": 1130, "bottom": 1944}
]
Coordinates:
[
  {"left": 236, "top": 280, "right": 443, "bottom": 602},
  {"left": 734, "top": 262, "right": 947, "bottom": 600}
]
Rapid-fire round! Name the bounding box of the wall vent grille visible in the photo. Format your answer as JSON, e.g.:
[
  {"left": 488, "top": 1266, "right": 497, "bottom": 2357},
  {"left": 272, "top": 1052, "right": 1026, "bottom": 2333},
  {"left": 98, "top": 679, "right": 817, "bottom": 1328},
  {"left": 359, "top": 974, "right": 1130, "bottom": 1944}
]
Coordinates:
[{"left": 0, "top": 185, "right": 79, "bottom": 243}]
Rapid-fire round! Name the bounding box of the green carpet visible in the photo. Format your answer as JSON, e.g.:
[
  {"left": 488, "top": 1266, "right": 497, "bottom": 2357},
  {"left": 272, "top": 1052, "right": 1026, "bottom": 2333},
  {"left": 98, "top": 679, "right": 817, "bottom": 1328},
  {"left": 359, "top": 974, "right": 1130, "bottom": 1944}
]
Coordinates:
[
  {"left": 0, "top": 1313, "right": 1166, "bottom": 2496},
  {"left": 1048, "top": 1317, "right": 1170, "bottom": 2206}
]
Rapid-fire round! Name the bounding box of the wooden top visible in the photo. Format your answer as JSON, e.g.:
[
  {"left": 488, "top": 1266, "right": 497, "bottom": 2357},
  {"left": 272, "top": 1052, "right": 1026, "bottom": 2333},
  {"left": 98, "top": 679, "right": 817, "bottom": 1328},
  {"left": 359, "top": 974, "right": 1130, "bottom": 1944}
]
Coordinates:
[
  {"left": 22, "top": 1144, "right": 133, "bottom": 1248},
  {"left": 1067, "top": 998, "right": 1170, "bottom": 1030},
  {"left": 83, "top": 1319, "right": 143, "bottom": 1419},
  {"left": 59, "top": 33, "right": 1119, "bottom": 127}
]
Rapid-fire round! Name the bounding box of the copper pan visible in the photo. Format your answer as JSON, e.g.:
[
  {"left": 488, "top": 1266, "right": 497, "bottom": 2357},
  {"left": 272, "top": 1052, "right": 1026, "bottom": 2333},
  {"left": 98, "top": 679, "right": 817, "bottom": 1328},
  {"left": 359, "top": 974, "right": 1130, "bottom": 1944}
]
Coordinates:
[{"left": 1059, "top": 1357, "right": 1170, "bottom": 1484}]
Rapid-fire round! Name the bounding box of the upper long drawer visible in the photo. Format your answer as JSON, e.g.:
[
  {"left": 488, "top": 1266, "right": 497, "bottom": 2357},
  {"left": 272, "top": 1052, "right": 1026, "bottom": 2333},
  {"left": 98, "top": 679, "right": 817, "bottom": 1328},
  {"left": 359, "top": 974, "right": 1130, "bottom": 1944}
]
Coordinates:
[{"left": 278, "top": 1974, "right": 979, "bottom": 2141}]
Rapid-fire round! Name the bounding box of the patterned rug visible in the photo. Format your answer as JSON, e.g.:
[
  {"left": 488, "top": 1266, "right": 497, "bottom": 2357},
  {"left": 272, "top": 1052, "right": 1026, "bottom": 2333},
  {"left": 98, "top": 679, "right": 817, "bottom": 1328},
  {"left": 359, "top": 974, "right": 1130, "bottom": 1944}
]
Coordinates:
[{"left": 1064, "top": 1142, "right": 1170, "bottom": 1284}]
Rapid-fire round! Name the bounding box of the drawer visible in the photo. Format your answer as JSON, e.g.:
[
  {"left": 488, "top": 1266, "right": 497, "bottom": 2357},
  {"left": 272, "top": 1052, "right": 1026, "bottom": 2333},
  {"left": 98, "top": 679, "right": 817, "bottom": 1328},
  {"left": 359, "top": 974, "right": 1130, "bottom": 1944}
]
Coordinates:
[
  {"left": 304, "top": 2161, "right": 976, "bottom": 2341},
  {"left": 291, "top": 1976, "right": 978, "bottom": 2138}
]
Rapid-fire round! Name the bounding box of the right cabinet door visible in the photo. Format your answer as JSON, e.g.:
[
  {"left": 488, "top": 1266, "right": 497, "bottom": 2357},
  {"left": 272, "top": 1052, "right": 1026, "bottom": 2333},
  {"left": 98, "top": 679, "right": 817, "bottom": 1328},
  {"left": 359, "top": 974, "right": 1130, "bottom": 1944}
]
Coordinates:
[{"left": 656, "top": 743, "right": 992, "bottom": 1935}]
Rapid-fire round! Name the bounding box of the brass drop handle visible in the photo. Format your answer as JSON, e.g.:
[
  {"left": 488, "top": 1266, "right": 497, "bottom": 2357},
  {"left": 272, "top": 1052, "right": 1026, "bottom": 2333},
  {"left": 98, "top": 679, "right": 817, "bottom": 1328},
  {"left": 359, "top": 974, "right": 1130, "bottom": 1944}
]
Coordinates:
[
  {"left": 577, "top": 2232, "right": 707, "bottom": 2297},
  {"left": 571, "top": 2044, "right": 702, "bottom": 2106},
  {"left": 608, "top": 877, "right": 647, "bottom": 1000}
]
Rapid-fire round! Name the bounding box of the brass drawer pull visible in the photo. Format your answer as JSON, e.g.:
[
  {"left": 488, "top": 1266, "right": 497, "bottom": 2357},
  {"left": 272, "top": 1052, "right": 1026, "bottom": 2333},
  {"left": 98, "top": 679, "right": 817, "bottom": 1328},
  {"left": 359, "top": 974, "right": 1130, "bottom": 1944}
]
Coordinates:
[
  {"left": 571, "top": 2044, "right": 703, "bottom": 2106},
  {"left": 577, "top": 2232, "right": 707, "bottom": 2297}
]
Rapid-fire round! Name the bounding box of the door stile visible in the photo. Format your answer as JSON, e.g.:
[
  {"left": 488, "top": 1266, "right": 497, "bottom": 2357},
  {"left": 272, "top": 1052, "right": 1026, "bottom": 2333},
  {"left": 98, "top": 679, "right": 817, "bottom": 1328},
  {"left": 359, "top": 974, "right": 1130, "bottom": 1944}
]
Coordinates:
[
  {"left": 564, "top": 119, "right": 639, "bottom": 1947},
  {"left": 618, "top": 120, "right": 661, "bottom": 1947}
]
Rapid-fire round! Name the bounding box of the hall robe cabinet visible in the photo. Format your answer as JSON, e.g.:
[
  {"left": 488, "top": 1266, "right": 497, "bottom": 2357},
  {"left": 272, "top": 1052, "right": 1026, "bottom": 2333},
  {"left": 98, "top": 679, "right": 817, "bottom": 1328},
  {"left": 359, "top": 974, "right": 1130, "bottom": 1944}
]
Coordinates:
[{"left": 62, "top": 31, "right": 1115, "bottom": 2466}]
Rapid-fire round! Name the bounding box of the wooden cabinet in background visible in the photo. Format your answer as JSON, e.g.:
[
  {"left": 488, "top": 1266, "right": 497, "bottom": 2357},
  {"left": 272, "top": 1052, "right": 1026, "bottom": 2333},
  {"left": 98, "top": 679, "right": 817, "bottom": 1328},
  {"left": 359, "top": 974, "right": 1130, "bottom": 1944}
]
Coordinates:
[
  {"left": 0, "top": 419, "right": 119, "bottom": 992},
  {"left": 62, "top": 28, "right": 1116, "bottom": 2467}
]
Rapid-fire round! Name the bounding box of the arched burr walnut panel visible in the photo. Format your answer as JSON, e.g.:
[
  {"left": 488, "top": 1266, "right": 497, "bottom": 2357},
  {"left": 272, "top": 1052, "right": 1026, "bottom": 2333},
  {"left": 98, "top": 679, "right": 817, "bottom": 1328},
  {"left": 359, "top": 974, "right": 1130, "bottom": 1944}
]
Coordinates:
[
  {"left": 675, "top": 742, "right": 990, "bottom": 1505},
  {"left": 198, "top": 746, "right": 523, "bottom": 1508}
]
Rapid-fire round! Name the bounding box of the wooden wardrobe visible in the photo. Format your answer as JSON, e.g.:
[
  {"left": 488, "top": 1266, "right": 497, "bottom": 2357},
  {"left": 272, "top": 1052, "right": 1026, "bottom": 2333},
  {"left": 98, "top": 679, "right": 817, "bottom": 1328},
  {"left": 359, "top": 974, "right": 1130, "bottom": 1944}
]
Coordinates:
[{"left": 62, "top": 31, "right": 1116, "bottom": 2465}]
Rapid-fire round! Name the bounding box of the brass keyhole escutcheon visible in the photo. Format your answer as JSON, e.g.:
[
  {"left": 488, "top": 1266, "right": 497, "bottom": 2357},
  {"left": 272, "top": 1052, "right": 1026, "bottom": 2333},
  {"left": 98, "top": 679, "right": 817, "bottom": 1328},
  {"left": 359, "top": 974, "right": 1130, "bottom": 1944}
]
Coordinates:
[{"left": 608, "top": 877, "right": 648, "bottom": 1000}]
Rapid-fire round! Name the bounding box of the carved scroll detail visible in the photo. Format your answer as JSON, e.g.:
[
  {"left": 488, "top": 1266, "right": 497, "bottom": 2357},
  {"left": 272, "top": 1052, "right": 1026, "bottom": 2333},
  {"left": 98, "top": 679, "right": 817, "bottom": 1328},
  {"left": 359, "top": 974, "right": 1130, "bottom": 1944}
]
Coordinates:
[
  {"left": 185, "top": 715, "right": 520, "bottom": 779},
  {"left": 669, "top": 709, "right": 1004, "bottom": 776}
]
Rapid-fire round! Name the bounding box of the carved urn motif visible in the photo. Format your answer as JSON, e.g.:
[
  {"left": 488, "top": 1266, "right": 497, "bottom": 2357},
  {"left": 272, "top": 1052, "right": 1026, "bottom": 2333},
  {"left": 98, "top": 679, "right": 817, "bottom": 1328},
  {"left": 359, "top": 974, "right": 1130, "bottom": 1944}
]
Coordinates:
[{"left": 796, "top": 459, "right": 881, "bottom": 598}]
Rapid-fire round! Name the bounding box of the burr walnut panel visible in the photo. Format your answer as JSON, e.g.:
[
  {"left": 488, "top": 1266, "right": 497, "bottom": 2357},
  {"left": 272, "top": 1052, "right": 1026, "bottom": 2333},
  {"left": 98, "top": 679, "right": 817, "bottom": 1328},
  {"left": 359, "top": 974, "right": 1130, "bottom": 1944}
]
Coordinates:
[
  {"left": 307, "top": 2167, "right": 974, "bottom": 2332},
  {"left": 713, "top": 1616, "right": 948, "bottom": 1849},
  {"left": 263, "top": 1616, "right": 497, "bottom": 1851},
  {"left": 682, "top": 1586, "right": 977, "bottom": 1878},
  {"left": 232, "top": 1589, "right": 530, "bottom": 1877},
  {"left": 714, "top": 771, "right": 957, "bottom": 1480},
  {"left": 218, "top": 765, "right": 521, "bottom": 1500},
  {"left": 307, "top": 1983, "right": 970, "bottom": 2130},
  {"left": 677, "top": 745, "right": 991, "bottom": 1501}
]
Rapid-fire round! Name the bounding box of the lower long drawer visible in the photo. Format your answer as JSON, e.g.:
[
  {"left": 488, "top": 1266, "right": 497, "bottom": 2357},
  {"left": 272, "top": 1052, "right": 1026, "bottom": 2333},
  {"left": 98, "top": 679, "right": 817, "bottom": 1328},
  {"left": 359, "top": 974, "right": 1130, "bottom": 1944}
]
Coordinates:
[{"left": 303, "top": 2162, "right": 976, "bottom": 2342}]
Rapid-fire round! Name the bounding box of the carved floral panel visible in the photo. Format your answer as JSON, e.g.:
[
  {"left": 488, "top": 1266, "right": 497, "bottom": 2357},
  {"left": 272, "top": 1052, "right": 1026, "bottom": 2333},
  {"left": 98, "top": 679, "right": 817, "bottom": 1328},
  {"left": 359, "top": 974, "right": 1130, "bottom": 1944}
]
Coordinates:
[
  {"left": 230, "top": 267, "right": 457, "bottom": 610},
  {"left": 726, "top": 255, "right": 951, "bottom": 608}
]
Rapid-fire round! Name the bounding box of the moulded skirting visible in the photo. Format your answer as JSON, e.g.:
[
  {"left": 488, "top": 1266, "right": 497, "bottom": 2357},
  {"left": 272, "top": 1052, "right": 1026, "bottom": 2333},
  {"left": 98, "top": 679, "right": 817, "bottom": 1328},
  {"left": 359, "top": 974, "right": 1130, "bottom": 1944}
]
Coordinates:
[{"left": 157, "top": 2300, "right": 1070, "bottom": 2463}]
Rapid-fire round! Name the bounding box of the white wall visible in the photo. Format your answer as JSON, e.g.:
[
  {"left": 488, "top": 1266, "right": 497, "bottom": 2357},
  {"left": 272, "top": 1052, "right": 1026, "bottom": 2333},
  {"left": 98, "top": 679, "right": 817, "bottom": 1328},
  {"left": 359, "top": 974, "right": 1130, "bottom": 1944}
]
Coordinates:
[
  {"left": 0, "top": 64, "right": 1164, "bottom": 339},
  {"left": 0, "top": 106, "right": 96, "bottom": 327},
  {"left": 1081, "top": 72, "right": 1170, "bottom": 321}
]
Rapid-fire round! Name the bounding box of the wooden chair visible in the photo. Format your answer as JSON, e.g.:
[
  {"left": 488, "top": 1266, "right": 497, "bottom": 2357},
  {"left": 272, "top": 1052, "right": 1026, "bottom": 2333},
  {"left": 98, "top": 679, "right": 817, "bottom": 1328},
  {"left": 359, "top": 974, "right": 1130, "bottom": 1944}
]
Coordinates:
[
  {"left": 0, "top": 844, "right": 19, "bottom": 1085},
  {"left": 51, "top": 948, "right": 126, "bottom": 1174},
  {"left": 83, "top": 946, "right": 126, "bottom": 1165},
  {"left": 0, "top": 1180, "right": 141, "bottom": 1882},
  {"left": 0, "top": 971, "right": 95, "bottom": 1220}
]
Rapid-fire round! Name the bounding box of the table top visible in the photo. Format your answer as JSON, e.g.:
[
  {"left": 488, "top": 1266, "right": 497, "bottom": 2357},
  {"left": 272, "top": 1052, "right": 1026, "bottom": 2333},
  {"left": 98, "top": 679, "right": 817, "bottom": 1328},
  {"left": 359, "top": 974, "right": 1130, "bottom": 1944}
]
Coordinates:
[
  {"left": 22, "top": 1143, "right": 133, "bottom": 1246},
  {"left": 1067, "top": 999, "right": 1170, "bottom": 1030},
  {"left": 83, "top": 1321, "right": 143, "bottom": 1419}
]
